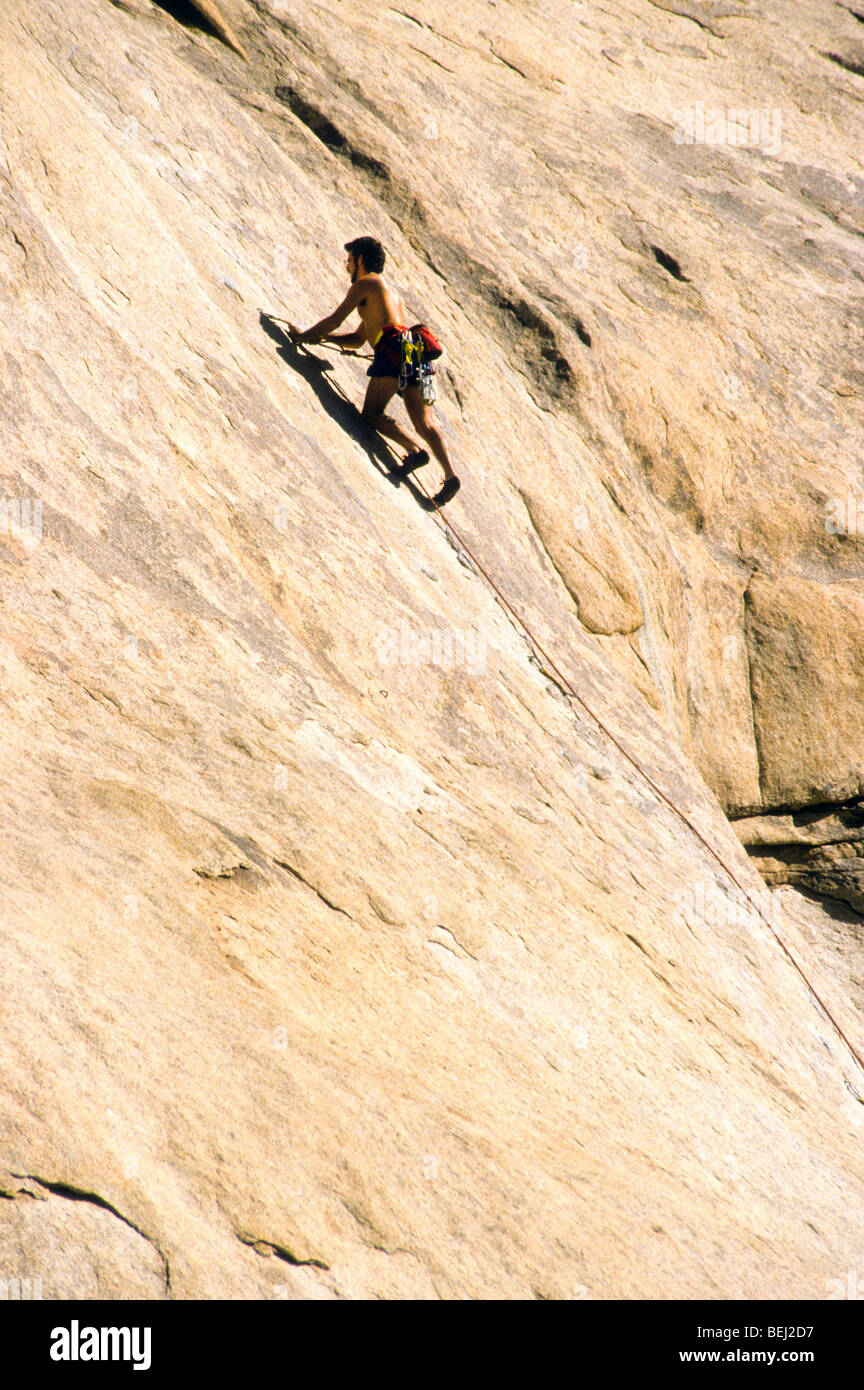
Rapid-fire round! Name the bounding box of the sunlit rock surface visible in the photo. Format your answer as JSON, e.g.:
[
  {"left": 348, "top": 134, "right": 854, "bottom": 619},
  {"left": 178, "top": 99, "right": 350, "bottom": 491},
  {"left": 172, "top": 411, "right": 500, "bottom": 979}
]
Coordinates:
[{"left": 1, "top": 0, "right": 863, "bottom": 1298}]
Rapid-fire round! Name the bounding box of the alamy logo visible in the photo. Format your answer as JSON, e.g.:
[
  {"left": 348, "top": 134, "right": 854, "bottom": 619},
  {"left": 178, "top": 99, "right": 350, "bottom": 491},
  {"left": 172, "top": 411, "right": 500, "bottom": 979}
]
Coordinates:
[
  {"left": 825, "top": 1270, "right": 864, "bottom": 1300},
  {"left": 825, "top": 495, "right": 864, "bottom": 536},
  {"left": 377, "top": 621, "right": 487, "bottom": 674},
  {"left": 672, "top": 103, "right": 782, "bottom": 156},
  {"left": 50, "top": 1321, "right": 152, "bottom": 1371},
  {"left": 0, "top": 1276, "right": 42, "bottom": 1299},
  {"left": 674, "top": 882, "right": 783, "bottom": 932},
  {"left": 0, "top": 497, "right": 42, "bottom": 540}
]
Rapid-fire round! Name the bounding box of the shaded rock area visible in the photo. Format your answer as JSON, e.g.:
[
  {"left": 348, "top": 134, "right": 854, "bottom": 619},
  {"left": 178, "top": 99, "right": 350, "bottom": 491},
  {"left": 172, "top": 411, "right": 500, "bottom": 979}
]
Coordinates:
[
  {"left": 736, "top": 800, "right": 864, "bottom": 916},
  {"left": 1, "top": 0, "right": 864, "bottom": 1298}
]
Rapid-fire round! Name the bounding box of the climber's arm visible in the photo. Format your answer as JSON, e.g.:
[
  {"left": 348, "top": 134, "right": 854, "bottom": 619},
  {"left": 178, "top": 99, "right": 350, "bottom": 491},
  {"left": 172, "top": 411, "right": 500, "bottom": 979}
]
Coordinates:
[
  {"left": 327, "top": 327, "right": 367, "bottom": 351},
  {"left": 287, "top": 284, "right": 363, "bottom": 344}
]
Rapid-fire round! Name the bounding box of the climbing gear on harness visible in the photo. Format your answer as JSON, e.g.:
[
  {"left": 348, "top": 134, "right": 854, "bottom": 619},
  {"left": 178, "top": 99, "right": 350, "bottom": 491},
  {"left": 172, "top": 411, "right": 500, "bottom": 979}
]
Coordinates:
[
  {"left": 398, "top": 324, "right": 442, "bottom": 399},
  {"left": 419, "top": 372, "right": 437, "bottom": 404},
  {"left": 408, "top": 323, "right": 443, "bottom": 359},
  {"left": 372, "top": 322, "right": 408, "bottom": 346}
]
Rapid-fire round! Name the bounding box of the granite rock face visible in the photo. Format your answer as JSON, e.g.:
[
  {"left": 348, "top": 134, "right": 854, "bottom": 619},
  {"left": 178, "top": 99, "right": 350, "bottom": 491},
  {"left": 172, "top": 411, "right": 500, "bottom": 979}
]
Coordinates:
[{"left": 1, "top": 0, "right": 863, "bottom": 1299}]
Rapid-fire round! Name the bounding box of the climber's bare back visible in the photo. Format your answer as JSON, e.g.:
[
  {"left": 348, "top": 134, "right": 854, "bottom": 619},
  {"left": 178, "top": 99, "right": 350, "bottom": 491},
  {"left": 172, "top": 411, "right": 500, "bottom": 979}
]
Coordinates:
[{"left": 350, "top": 271, "right": 409, "bottom": 345}]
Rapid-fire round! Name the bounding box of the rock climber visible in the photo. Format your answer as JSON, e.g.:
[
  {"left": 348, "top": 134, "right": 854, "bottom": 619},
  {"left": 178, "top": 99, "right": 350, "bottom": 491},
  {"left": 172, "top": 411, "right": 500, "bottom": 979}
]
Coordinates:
[{"left": 286, "top": 236, "right": 460, "bottom": 505}]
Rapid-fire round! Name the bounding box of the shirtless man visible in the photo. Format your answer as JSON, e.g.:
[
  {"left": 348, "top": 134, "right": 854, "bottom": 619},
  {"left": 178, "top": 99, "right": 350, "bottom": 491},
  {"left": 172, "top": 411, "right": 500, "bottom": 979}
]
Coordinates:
[{"left": 286, "top": 237, "right": 460, "bottom": 505}]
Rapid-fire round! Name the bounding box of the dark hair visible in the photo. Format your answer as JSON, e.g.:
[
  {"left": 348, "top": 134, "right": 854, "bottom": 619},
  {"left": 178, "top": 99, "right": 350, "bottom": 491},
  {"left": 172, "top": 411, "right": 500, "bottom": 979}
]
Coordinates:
[{"left": 344, "top": 236, "right": 386, "bottom": 274}]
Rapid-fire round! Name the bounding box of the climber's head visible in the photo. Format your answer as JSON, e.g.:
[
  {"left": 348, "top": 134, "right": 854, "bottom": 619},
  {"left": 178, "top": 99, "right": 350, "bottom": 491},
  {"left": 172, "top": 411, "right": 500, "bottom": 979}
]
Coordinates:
[{"left": 344, "top": 236, "right": 386, "bottom": 281}]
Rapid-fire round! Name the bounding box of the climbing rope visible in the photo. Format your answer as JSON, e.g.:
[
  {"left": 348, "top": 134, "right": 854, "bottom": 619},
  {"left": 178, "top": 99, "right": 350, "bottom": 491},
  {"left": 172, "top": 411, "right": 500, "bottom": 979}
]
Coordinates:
[
  {"left": 414, "top": 480, "right": 864, "bottom": 1089},
  {"left": 275, "top": 320, "right": 864, "bottom": 1089}
]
